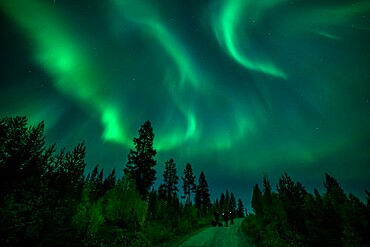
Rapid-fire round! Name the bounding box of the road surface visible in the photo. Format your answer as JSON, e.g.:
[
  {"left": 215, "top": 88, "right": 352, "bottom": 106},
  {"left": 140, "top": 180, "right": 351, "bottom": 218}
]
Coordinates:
[{"left": 179, "top": 218, "right": 252, "bottom": 247}]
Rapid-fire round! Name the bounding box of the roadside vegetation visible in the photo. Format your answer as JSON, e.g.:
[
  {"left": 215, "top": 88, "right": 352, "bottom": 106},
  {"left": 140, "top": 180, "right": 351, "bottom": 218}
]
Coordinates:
[
  {"left": 243, "top": 173, "right": 370, "bottom": 246},
  {"left": 0, "top": 116, "right": 245, "bottom": 246}
]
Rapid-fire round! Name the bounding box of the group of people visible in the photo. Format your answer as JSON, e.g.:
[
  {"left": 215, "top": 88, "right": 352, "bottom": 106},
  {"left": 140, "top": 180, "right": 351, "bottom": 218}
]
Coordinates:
[{"left": 212, "top": 211, "right": 234, "bottom": 227}]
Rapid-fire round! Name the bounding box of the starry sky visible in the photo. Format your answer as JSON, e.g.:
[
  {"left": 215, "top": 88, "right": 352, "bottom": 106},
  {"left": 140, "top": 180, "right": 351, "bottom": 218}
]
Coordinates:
[{"left": 1, "top": 0, "right": 370, "bottom": 205}]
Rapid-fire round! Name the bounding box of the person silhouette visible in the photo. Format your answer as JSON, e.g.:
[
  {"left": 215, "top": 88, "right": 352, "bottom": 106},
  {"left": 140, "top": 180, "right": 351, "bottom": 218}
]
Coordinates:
[
  {"left": 222, "top": 211, "right": 229, "bottom": 226},
  {"left": 214, "top": 211, "right": 220, "bottom": 225},
  {"left": 230, "top": 211, "right": 234, "bottom": 225}
]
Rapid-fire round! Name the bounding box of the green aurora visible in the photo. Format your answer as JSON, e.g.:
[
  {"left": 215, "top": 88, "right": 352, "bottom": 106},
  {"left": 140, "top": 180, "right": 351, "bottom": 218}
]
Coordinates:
[{"left": 1, "top": 0, "right": 369, "bottom": 201}]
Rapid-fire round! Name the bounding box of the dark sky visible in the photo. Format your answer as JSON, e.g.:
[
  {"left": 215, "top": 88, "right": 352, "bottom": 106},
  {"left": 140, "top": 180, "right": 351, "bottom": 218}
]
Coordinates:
[{"left": 1, "top": 0, "right": 370, "bottom": 206}]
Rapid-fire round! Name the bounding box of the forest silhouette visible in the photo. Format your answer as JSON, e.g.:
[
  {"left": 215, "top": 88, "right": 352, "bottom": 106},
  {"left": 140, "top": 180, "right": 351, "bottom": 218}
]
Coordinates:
[{"left": 0, "top": 116, "right": 369, "bottom": 246}]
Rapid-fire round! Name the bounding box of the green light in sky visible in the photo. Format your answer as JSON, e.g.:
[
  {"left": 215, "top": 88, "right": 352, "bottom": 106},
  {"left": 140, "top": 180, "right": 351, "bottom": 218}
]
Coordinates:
[
  {"left": 212, "top": 0, "right": 287, "bottom": 79},
  {"left": 111, "top": 0, "right": 202, "bottom": 90},
  {"left": 111, "top": 0, "right": 208, "bottom": 150},
  {"left": 0, "top": 0, "right": 131, "bottom": 147},
  {"left": 1, "top": 0, "right": 370, "bottom": 180},
  {"left": 102, "top": 107, "right": 129, "bottom": 145}
]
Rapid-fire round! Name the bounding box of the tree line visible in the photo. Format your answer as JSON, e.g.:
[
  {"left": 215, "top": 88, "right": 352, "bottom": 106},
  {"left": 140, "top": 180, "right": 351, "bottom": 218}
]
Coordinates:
[
  {"left": 0, "top": 117, "right": 245, "bottom": 246},
  {"left": 243, "top": 173, "right": 370, "bottom": 246}
]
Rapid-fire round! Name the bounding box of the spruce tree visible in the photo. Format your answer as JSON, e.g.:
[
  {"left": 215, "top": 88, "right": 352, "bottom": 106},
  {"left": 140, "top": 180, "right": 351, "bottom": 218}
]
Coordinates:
[
  {"left": 229, "top": 192, "right": 237, "bottom": 214},
  {"left": 90, "top": 165, "right": 99, "bottom": 183},
  {"left": 103, "top": 168, "right": 116, "bottom": 193},
  {"left": 251, "top": 184, "right": 263, "bottom": 215},
  {"left": 225, "top": 190, "right": 230, "bottom": 203},
  {"left": 124, "top": 120, "right": 157, "bottom": 198},
  {"left": 277, "top": 173, "right": 307, "bottom": 234},
  {"left": 96, "top": 168, "right": 104, "bottom": 198},
  {"left": 224, "top": 190, "right": 230, "bottom": 213},
  {"left": 88, "top": 164, "right": 99, "bottom": 202},
  {"left": 324, "top": 173, "right": 347, "bottom": 208},
  {"left": 162, "top": 158, "right": 179, "bottom": 202},
  {"left": 195, "top": 171, "right": 211, "bottom": 216},
  {"left": 220, "top": 193, "right": 226, "bottom": 208},
  {"left": 263, "top": 173, "right": 272, "bottom": 203},
  {"left": 181, "top": 163, "right": 196, "bottom": 205},
  {"left": 237, "top": 198, "right": 245, "bottom": 217},
  {"left": 0, "top": 117, "right": 56, "bottom": 245},
  {"left": 158, "top": 183, "right": 166, "bottom": 201}
]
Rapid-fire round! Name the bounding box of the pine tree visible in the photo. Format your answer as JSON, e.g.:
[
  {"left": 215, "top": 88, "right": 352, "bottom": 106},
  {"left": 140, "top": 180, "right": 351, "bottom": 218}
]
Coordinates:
[
  {"left": 324, "top": 173, "right": 347, "bottom": 208},
  {"left": 96, "top": 168, "right": 104, "bottom": 198},
  {"left": 90, "top": 165, "right": 99, "bottom": 183},
  {"left": 229, "top": 192, "right": 237, "bottom": 215},
  {"left": 0, "top": 116, "right": 54, "bottom": 200},
  {"left": 251, "top": 184, "right": 263, "bottom": 215},
  {"left": 214, "top": 198, "right": 220, "bottom": 211},
  {"left": 40, "top": 142, "right": 87, "bottom": 245},
  {"left": 103, "top": 168, "right": 116, "bottom": 193},
  {"left": 225, "top": 190, "right": 230, "bottom": 203},
  {"left": 237, "top": 198, "right": 245, "bottom": 217},
  {"left": 181, "top": 163, "right": 196, "bottom": 205},
  {"left": 277, "top": 173, "right": 307, "bottom": 234},
  {"left": 263, "top": 173, "right": 272, "bottom": 202},
  {"left": 220, "top": 193, "right": 226, "bottom": 208},
  {"left": 195, "top": 171, "right": 211, "bottom": 216},
  {"left": 0, "top": 117, "right": 56, "bottom": 245},
  {"left": 88, "top": 165, "right": 103, "bottom": 202},
  {"left": 158, "top": 183, "right": 166, "bottom": 201},
  {"left": 223, "top": 190, "right": 230, "bottom": 213},
  {"left": 162, "top": 158, "right": 179, "bottom": 202},
  {"left": 55, "top": 142, "right": 87, "bottom": 200},
  {"left": 347, "top": 193, "right": 368, "bottom": 244},
  {"left": 124, "top": 120, "right": 157, "bottom": 198}
]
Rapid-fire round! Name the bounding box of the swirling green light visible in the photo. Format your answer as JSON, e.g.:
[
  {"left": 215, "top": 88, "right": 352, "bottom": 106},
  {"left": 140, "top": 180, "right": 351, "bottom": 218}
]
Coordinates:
[
  {"left": 0, "top": 0, "right": 131, "bottom": 146},
  {"left": 111, "top": 0, "right": 205, "bottom": 150},
  {"left": 212, "top": 0, "right": 287, "bottom": 79}
]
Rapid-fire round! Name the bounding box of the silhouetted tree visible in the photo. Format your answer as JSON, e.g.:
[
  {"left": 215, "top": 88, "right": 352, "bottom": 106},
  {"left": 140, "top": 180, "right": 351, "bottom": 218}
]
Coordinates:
[
  {"left": 324, "top": 173, "right": 347, "bottom": 218},
  {"left": 237, "top": 199, "right": 245, "bottom": 217},
  {"left": 195, "top": 171, "right": 211, "bottom": 216},
  {"left": 158, "top": 183, "right": 166, "bottom": 201},
  {"left": 0, "top": 117, "right": 56, "bottom": 245},
  {"left": 124, "top": 120, "right": 157, "bottom": 198},
  {"left": 221, "top": 190, "right": 230, "bottom": 213},
  {"left": 96, "top": 168, "right": 104, "bottom": 197},
  {"left": 0, "top": 117, "right": 54, "bottom": 200},
  {"left": 220, "top": 193, "right": 225, "bottom": 209},
  {"left": 225, "top": 190, "right": 230, "bottom": 204},
  {"left": 88, "top": 164, "right": 103, "bottom": 202},
  {"left": 36, "top": 142, "right": 87, "bottom": 246},
  {"left": 103, "top": 168, "right": 116, "bottom": 193},
  {"left": 263, "top": 173, "right": 272, "bottom": 203},
  {"left": 229, "top": 192, "right": 237, "bottom": 214},
  {"left": 90, "top": 165, "right": 99, "bottom": 184},
  {"left": 181, "top": 163, "right": 196, "bottom": 205},
  {"left": 244, "top": 173, "right": 370, "bottom": 247},
  {"left": 277, "top": 173, "right": 307, "bottom": 234},
  {"left": 162, "top": 158, "right": 179, "bottom": 203},
  {"left": 346, "top": 193, "right": 369, "bottom": 245},
  {"left": 251, "top": 184, "right": 263, "bottom": 215},
  {"left": 213, "top": 198, "right": 220, "bottom": 212}
]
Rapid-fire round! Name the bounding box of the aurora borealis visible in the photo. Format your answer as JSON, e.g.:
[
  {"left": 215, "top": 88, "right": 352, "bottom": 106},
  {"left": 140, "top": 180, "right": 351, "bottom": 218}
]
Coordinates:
[{"left": 1, "top": 0, "right": 369, "bottom": 202}]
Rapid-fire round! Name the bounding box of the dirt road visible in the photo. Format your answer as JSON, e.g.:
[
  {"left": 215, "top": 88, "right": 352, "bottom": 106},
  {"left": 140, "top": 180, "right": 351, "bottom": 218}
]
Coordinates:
[{"left": 178, "top": 218, "right": 252, "bottom": 247}]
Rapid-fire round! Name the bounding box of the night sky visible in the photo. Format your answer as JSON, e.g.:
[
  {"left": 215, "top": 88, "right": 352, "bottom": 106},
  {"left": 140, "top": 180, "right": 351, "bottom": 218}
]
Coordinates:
[{"left": 1, "top": 0, "right": 370, "bottom": 205}]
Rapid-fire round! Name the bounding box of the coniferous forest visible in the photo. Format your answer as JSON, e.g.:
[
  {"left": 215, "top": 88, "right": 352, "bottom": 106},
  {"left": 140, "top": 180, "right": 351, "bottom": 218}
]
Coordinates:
[{"left": 1, "top": 116, "right": 370, "bottom": 246}]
